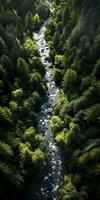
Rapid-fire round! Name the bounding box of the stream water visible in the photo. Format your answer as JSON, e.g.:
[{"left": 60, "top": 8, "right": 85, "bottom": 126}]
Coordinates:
[{"left": 29, "top": 20, "right": 64, "bottom": 200}]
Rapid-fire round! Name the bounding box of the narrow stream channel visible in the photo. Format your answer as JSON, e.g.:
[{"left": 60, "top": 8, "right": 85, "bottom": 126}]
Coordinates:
[{"left": 29, "top": 20, "right": 64, "bottom": 200}]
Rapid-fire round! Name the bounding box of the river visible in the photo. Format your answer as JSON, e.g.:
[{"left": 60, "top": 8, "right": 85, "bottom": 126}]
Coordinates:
[{"left": 28, "top": 19, "right": 64, "bottom": 200}]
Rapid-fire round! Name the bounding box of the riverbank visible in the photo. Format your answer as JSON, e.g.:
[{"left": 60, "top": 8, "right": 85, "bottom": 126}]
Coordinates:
[{"left": 26, "top": 18, "right": 65, "bottom": 200}]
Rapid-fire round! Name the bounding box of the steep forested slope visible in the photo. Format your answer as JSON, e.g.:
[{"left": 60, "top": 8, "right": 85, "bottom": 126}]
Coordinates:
[
  {"left": 0, "top": 0, "right": 100, "bottom": 199},
  {"left": 0, "top": 0, "right": 50, "bottom": 199},
  {"left": 46, "top": 0, "right": 100, "bottom": 199}
]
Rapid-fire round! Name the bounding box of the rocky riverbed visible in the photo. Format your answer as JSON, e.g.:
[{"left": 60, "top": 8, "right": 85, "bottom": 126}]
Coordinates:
[{"left": 28, "top": 19, "right": 64, "bottom": 200}]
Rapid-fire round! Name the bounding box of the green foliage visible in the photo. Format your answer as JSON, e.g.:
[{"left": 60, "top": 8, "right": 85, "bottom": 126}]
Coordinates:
[
  {"left": 62, "top": 5, "right": 70, "bottom": 27},
  {"left": 54, "top": 92, "right": 68, "bottom": 115},
  {"left": 31, "top": 149, "right": 45, "bottom": 165},
  {"left": 25, "top": 11, "right": 34, "bottom": 32},
  {"left": 16, "top": 57, "right": 29, "bottom": 80},
  {"left": 29, "top": 56, "right": 45, "bottom": 76},
  {"left": 80, "top": 76, "right": 92, "bottom": 92},
  {"left": 84, "top": 104, "right": 100, "bottom": 124},
  {"left": 0, "top": 0, "right": 48, "bottom": 198},
  {"left": 46, "top": 18, "right": 56, "bottom": 36},
  {"left": 24, "top": 127, "right": 35, "bottom": 140},
  {"left": 55, "top": 130, "right": 65, "bottom": 145},
  {"left": 63, "top": 68, "right": 77, "bottom": 92},
  {"left": 1, "top": 55, "right": 13, "bottom": 73},
  {"left": 59, "top": 181, "right": 88, "bottom": 200},
  {"left": 65, "top": 122, "right": 81, "bottom": 148},
  {"left": 0, "top": 106, "right": 12, "bottom": 126},
  {"left": 53, "top": 31, "right": 61, "bottom": 46},
  {"left": 47, "top": 0, "right": 100, "bottom": 199},
  {"left": 92, "top": 59, "right": 100, "bottom": 79},
  {"left": 12, "top": 88, "right": 23, "bottom": 102},
  {"left": 73, "top": 83, "right": 100, "bottom": 113},
  {"left": 30, "top": 72, "right": 42, "bottom": 91},
  {"left": 24, "top": 38, "right": 39, "bottom": 57},
  {"left": 0, "top": 142, "right": 13, "bottom": 159},
  {"left": 24, "top": 126, "right": 43, "bottom": 148},
  {"left": 19, "top": 142, "right": 33, "bottom": 165},
  {"left": 78, "top": 147, "right": 100, "bottom": 168},
  {"left": 19, "top": 142, "right": 45, "bottom": 167},
  {"left": 9, "top": 101, "right": 18, "bottom": 112},
  {"left": 51, "top": 116, "right": 64, "bottom": 133},
  {"left": 33, "top": 13, "right": 41, "bottom": 31},
  {"left": 55, "top": 55, "right": 64, "bottom": 69},
  {"left": 0, "top": 37, "right": 7, "bottom": 56},
  {"left": 59, "top": 176, "right": 88, "bottom": 200},
  {"left": 37, "top": 1, "right": 50, "bottom": 20},
  {"left": 0, "top": 161, "right": 24, "bottom": 189},
  {"left": 53, "top": 69, "right": 63, "bottom": 85}
]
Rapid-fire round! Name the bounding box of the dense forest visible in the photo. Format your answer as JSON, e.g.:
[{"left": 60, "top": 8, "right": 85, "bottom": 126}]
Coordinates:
[
  {"left": 0, "top": 0, "right": 50, "bottom": 199},
  {"left": 46, "top": 0, "right": 100, "bottom": 199},
  {"left": 0, "top": 0, "right": 100, "bottom": 199}
]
